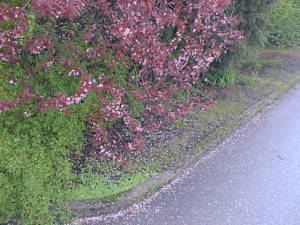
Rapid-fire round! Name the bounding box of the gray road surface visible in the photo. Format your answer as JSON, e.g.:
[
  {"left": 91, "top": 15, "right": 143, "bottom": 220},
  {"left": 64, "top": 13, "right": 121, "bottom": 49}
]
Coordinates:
[{"left": 90, "top": 85, "right": 300, "bottom": 225}]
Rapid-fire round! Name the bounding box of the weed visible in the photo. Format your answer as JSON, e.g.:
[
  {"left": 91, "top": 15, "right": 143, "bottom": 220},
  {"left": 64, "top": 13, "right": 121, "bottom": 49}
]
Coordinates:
[
  {"left": 207, "top": 68, "right": 237, "bottom": 87},
  {"left": 247, "top": 58, "right": 264, "bottom": 70}
]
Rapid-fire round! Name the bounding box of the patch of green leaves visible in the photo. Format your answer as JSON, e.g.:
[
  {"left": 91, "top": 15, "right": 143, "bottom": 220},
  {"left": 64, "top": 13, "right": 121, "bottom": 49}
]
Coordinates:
[
  {"left": 0, "top": 109, "right": 85, "bottom": 225},
  {"left": 126, "top": 92, "right": 144, "bottom": 118},
  {"left": 267, "top": 0, "right": 300, "bottom": 46},
  {"left": 0, "top": 62, "right": 25, "bottom": 100},
  {"left": 31, "top": 62, "right": 81, "bottom": 97},
  {"left": 242, "top": 57, "right": 282, "bottom": 71},
  {"left": 206, "top": 68, "right": 237, "bottom": 88},
  {"left": 160, "top": 26, "right": 177, "bottom": 45}
]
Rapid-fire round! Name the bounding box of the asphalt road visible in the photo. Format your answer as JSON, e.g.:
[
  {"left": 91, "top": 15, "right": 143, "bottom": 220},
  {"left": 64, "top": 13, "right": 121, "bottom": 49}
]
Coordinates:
[{"left": 87, "top": 84, "right": 300, "bottom": 225}]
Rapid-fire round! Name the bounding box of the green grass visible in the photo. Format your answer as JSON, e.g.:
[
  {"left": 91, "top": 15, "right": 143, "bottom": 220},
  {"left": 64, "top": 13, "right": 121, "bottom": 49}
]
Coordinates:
[
  {"left": 262, "top": 58, "right": 282, "bottom": 66},
  {"left": 207, "top": 68, "right": 237, "bottom": 88},
  {"left": 70, "top": 170, "right": 154, "bottom": 201},
  {"left": 239, "top": 75, "right": 261, "bottom": 86}
]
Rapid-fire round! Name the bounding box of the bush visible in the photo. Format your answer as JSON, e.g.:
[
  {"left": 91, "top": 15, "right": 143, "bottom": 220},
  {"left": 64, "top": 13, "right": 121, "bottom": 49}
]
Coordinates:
[
  {"left": 0, "top": 109, "right": 84, "bottom": 224},
  {"left": 267, "top": 0, "right": 300, "bottom": 46},
  {"left": 206, "top": 0, "right": 276, "bottom": 75}
]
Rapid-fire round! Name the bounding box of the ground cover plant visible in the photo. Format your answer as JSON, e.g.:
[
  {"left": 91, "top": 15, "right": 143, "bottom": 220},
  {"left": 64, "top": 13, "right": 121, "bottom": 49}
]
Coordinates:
[{"left": 0, "top": 0, "right": 245, "bottom": 224}]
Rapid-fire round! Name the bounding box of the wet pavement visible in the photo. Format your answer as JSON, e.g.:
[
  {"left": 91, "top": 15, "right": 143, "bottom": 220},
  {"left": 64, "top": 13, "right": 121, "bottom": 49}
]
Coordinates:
[{"left": 86, "top": 85, "right": 300, "bottom": 225}]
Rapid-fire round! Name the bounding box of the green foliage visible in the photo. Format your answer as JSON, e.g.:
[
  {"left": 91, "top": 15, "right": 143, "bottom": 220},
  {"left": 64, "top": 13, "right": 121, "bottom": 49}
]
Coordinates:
[
  {"left": 18, "top": 13, "right": 37, "bottom": 45},
  {"left": 159, "top": 25, "right": 186, "bottom": 57},
  {"left": 267, "top": 0, "right": 300, "bottom": 46},
  {"left": 206, "top": 68, "right": 237, "bottom": 88},
  {"left": 126, "top": 92, "right": 144, "bottom": 118},
  {"left": 160, "top": 26, "right": 177, "bottom": 45},
  {"left": 69, "top": 158, "right": 154, "bottom": 201},
  {"left": 32, "top": 60, "right": 81, "bottom": 97},
  {"left": 246, "top": 57, "right": 264, "bottom": 70},
  {"left": 70, "top": 91, "right": 100, "bottom": 118},
  {"left": 0, "top": 62, "right": 25, "bottom": 100},
  {"left": 0, "top": 18, "right": 18, "bottom": 30},
  {"left": 101, "top": 57, "right": 131, "bottom": 88},
  {"left": 70, "top": 169, "right": 153, "bottom": 201},
  {"left": 0, "top": 109, "right": 85, "bottom": 225},
  {"left": 217, "top": 0, "right": 276, "bottom": 70},
  {"left": 262, "top": 58, "right": 282, "bottom": 65},
  {"left": 228, "top": 0, "right": 276, "bottom": 46},
  {"left": 0, "top": 0, "right": 25, "bottom": 7},
  {"left": 172, "top": 39, "right": 186, "bottom": 58}
]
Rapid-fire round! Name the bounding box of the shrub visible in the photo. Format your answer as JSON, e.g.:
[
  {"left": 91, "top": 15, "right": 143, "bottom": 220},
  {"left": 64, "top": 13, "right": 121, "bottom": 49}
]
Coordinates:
[
  {"left": 214, "top": 0, "right": 276, "bottom": 71},
  {"left": 0, "top": 0, "right": 243, "bottom": 163},
  {"left": 267, "top": 0, "right": 300, "bottom": 46},
  {"left": 228, "top": 0, "right": 276, "bottom": 46}
]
